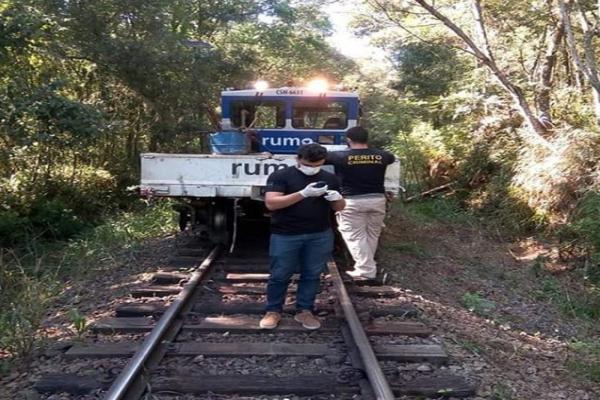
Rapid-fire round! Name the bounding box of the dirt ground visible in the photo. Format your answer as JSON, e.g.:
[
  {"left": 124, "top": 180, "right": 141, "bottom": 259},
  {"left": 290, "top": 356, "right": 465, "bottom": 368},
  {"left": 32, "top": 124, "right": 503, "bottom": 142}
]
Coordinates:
[
  {"left": 1, "top": 206, "right": 599, "bottom": 400},
  {"left": 379, "top": 204, "right": 600, "bottom": 400}
]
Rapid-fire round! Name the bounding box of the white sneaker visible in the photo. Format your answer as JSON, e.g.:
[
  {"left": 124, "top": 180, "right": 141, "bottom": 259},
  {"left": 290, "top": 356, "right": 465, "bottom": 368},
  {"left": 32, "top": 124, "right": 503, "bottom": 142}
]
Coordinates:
[{"left": 345, "top": 269, "right": 376, "bottom": 280}]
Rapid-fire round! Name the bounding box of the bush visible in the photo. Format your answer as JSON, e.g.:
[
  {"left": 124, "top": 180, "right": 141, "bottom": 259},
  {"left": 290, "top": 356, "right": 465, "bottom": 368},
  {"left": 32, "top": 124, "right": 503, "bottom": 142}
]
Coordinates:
[
  {"left": 0, "top": 210, "right": 28, "bottom": 244},
  {"left": 0, "top": 164, "right": 117, "bottom": 243},
  {"left": 510, "top": 128, "right": 600, "bottom": 224},
  {"left": 46, "top": 166, "right": 118, "bottom": 221},
  {"left": 391, "top": 41, "right": 468, "bottom": 99},
  {"left": 567, "top": 191, "right": 600, "bottom": 284},
  {"left": 0, "top": 249, "right": 59, "bottom": 357},
  {"left": 0, "top": 201, "right": 176, "bottom": 360},
  {"left": 29, "top": 199, "right": 88, "bottom": 240},
  {"left": 571, "top": 191, "right": 600, "bottom": 253}
]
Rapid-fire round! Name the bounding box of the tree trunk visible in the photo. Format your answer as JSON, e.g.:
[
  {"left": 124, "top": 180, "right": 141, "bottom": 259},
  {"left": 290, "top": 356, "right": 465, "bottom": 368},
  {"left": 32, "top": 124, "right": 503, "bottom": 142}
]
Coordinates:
[
  {"left": 126, "top": 130, "right": 135, "bottom": 162},
  {"left": 412, "top": 0, "right": 551, "bottom": 144},
  {"left": 536, "top": 22, "right": 564, "bottom": 116},
  {"left": 559, "top": 0, "right": 600, "bottom": 123},
  {"left": 578, "top": 4, "right": 600, "bottom": 122},
  {"left": 148, "top": 130, "right": 159, "bottom": 153},
  {"left": 562, "top": 37, "right": 574, "bottom": 86}
]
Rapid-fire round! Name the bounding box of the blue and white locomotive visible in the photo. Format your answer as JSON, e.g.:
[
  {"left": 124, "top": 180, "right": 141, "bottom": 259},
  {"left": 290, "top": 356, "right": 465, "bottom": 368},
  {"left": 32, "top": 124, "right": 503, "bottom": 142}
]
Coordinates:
[
  {"left": 217, "top": 80, "right": 359, "bottom": 154},
  {"left": 140, "top": 80, "right": 399, "bottom": 244}
]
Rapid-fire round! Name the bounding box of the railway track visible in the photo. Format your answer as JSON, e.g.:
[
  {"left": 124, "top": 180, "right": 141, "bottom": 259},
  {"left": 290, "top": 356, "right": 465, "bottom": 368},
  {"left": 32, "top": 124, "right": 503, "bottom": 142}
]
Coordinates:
[{"left": 34, "top": 221, "right": 476, "bottom": 399}]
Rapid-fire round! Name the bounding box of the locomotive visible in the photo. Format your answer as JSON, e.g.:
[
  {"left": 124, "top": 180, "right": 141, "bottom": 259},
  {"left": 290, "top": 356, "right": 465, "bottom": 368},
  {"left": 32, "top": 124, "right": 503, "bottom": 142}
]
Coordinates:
[{"left": 140, "top": 80, "right": 400, "bottom": 247}]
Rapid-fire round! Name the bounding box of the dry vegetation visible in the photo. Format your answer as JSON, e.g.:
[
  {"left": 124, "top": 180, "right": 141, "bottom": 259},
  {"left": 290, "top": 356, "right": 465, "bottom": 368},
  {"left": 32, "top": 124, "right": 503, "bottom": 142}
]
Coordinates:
[{"left": 380, "top": 200, "right": 599, "bottom": 399}]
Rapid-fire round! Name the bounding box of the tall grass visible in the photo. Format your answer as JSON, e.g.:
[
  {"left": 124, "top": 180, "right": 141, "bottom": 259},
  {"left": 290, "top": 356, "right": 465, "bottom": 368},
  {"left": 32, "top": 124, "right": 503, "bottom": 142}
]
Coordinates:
[{"left": 0, "top": 201, "right": 176, "bottom": 364}]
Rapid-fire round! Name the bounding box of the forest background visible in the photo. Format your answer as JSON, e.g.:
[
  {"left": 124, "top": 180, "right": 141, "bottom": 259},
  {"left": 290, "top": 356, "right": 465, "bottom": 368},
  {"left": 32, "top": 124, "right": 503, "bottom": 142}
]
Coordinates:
[{"left": 0, "top": 0, "right": 598, "bottom": 368}]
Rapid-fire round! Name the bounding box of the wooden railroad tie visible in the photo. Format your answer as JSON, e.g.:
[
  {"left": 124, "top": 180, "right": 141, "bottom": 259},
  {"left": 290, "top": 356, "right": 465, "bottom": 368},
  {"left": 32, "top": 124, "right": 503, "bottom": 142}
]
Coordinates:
[
  {"left": 149, "top": 270, "right": 389, "bottom": 287},
  {"left": 64, "top": 341, "right": 448, "bottom": 363},
  {"left": 130, "top": 283, "right": 400, "bottom": 298},
  {"left": 115, "top": 300, "right": 418, "bottom": 318},
  {"left": 92, "top": 316, "right": 433, "bottom": 336},
  {"left": 35, "top": 373, "right": 476, "bottom": 397}
]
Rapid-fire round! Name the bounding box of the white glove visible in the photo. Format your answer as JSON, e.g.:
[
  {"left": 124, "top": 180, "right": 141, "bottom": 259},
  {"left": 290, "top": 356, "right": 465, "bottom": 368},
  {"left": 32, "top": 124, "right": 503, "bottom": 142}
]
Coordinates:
[
  {"left": 324, "top": 190, "right": 343, "bottom": 201},
  {"left": 299, "top": 182, "right": 328, "bottom": 198}
]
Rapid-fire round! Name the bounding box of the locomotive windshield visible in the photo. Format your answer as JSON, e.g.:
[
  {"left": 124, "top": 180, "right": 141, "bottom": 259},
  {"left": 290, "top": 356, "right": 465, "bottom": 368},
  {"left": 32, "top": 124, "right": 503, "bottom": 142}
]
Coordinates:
[
  {"left": 231, "top": 100, "right": 285, "bottom": 129},
  {"left": 292, "top": 101, "right": 348, "bottom": 130},
  {"left": 220, "top": 87, "right": 359, "bottom": 153}
]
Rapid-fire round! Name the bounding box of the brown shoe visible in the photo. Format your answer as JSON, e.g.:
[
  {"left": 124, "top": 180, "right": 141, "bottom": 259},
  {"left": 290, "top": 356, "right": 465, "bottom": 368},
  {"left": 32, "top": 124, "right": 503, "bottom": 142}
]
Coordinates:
[
  {"left": 259, "top": 312, "right": 281, "bottom": 329},
  {"left": 294, "top": 310, "right": 321, "bottom": 330}
]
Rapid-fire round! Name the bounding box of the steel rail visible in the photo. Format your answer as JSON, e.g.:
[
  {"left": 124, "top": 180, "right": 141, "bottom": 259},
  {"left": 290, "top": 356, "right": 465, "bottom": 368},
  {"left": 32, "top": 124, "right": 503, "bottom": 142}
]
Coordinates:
[
  {"left": 104, "top": 246, "right": 220, "bottom": 400},
  {"left": 327, "top": 261, "right": 395, "bottom": 400}
]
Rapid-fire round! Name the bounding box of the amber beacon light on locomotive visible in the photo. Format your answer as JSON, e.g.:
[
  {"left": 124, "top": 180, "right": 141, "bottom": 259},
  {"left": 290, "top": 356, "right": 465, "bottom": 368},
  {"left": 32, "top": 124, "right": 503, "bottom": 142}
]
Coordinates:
[{"left": 139, "top": 79, "right": 401, "bottom": 246}]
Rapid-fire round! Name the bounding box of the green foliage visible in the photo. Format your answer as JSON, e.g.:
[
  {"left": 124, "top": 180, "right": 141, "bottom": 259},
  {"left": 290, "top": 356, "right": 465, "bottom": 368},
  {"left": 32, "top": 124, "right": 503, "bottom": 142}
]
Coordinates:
[
  {"left": 353, "top": 0, "right": 600, "bottom": 332},
  {"left": 73, "top": 200, "right": 176, "bottom": 253},
  {"left": 567, "top": 340, "right": 600, "bottom": 384},
  {"left": 224, "top": 7, "right": 353, "bottom": 86},
  {"left": 532, "top": 263, "right": 600, "bottom": 321},
  {"left": 460, "top": 292, "right": 496, "bottom": 317},
  {"left": 551, "top": 87, "right": 598, "bottom": 129},
  {"left": 533, "top": 275, "right": 561, "bottom": 300},
  {"left": 391, "top": 41, "right": 467, "bottom": 98},
  {"left": 0, "top": 202, "right": 176, "bottom": 359},
  {"left": 359, "top": 92, "right": 419, "bottom": 148},
  {"left": 0, "top": 0, "right": 353, "bottom": 249},
  {"left": 447, "top": 136, "right": 549, "bottom": 235},
  {"left": 67, "top": 309, "right": 88, "bottom": 338},
  {"left": 380, "top": 240, "right": 425, "bottom": 257},
  {"left": 470, "top": 179, "right": 540, "bottom": 235},
  {"left": 389, "top": 128, "right": 431, "bottom": 192},
  {"left": 0, "top": 210, "right": 28, "bottom": 244},
  {"left": 380, "top": 90, "right": 488, "bottom": 193},
  {"left": 401, "top": 198, "right": 475, "bottom": 226},
  {"left": 0, "top": 257, "right": 57, "bottom": 357},
  {"left": 4, "top": 82, "right": 104, "bottom": 147},
  {"left": 571, "top": 192, "right": 600, "bottom": 252},
  {"left": 28, "top": 199, "right": 88, "bottom": 239},
  {"left": 0, "top": 165, "right": 117, "bottom": 244},
  {"left": 565, "top": 290, "right": 600, "bottom": 321},
  {"left": 569, "top": 191, "right": 600, "bottom": 283}
]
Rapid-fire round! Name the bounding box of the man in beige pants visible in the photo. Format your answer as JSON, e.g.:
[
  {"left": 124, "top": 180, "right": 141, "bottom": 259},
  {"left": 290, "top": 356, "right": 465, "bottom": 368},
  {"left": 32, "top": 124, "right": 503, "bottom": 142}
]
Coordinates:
[{"left": 326, "top": 127, "right": 395, "bottom": 279}]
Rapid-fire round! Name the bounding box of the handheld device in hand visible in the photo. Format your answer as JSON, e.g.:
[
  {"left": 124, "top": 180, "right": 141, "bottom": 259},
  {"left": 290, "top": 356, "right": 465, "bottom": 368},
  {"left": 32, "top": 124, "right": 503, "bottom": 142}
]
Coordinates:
[{"left": 313, "top": 181, "right": 328, "bottom": 188}]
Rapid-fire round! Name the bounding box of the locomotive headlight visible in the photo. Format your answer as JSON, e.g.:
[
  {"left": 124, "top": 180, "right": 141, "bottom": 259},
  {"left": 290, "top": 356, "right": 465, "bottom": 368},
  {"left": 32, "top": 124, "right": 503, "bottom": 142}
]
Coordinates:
[
  {"left": 307, "top": 78, "right": 329, "bottom": 92},
  {"left": 254, "top": 80, "right": 269, "bottom": 90}
]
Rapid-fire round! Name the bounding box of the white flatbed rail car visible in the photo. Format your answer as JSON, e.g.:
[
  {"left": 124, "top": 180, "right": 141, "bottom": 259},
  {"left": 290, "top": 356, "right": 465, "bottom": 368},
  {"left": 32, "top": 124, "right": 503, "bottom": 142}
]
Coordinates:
[{"left": 140, "top": 153, "right": 401, "bottom": 199}]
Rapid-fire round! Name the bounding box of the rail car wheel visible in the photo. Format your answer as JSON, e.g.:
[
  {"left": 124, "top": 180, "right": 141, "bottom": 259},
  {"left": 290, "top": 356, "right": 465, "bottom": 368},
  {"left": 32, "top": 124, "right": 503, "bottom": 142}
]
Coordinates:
[{"left": 206, "top": 199, "right": 234, "bottom": 245}]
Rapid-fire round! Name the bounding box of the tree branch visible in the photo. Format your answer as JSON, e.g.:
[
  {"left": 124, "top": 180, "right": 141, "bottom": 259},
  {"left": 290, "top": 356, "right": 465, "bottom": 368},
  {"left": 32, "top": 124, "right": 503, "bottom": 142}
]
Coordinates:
[
  {"left": 411, "top": 0, "right": 551, "bottom": 142},
  {"left": 536, "top": 19, "right": 564, "bottom": 115},
  {"left": 471, "top": 0, "right": 496, "bottom": 63},
  {"left": 366, "top": 0, "right": 477, "bottom": 57},
  {"left": 560, "top": 0, "right": 600, "bottom": 122},
  {"left": 575, "top": 0, "right": 600, "bottom": 86}
]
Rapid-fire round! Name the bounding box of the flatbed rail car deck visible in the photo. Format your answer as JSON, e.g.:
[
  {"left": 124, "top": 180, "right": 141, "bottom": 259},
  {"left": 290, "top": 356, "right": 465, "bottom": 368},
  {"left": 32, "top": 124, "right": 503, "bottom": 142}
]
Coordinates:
[{"left": 140, "top": 152, "right": 402, "bottom": 199}]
